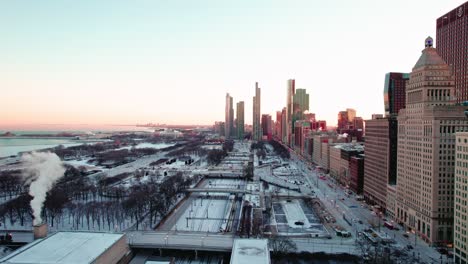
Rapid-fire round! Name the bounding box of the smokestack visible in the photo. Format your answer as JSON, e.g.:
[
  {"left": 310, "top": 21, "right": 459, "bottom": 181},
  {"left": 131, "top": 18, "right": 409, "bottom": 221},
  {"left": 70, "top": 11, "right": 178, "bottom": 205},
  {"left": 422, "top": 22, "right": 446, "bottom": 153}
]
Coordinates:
[{"left": 33, "top": 223, "right": 48, "bottom": 239}]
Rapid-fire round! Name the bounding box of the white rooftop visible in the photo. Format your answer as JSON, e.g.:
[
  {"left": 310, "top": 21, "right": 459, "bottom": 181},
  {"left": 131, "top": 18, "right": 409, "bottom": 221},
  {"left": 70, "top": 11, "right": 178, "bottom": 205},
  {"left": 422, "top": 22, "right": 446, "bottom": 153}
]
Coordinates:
[
  {"left": 230, "top": 239, "right": 270, "bottom": 264},
  {"left": 0, "top": 232, "right": 125, "bottom": 264}
]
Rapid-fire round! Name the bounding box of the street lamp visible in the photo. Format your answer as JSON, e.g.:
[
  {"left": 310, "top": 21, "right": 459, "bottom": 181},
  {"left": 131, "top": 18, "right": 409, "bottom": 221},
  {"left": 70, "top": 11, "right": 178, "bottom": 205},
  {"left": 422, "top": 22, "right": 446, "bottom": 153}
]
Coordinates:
[{"left": 201, "top": 236, "right": 205, "bottom": 247}]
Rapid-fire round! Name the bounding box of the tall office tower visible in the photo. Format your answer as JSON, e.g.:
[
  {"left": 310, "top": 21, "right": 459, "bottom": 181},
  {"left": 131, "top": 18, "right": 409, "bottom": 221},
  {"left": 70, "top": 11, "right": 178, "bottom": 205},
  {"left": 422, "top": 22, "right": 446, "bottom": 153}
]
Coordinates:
[
  {"left": 395, "top": 37, "right": 468, "bottom": 245},
  {"left": 253, "top": 82, "right": 262, "bottom": 141},
  {"left": 276, "top": 111, "right": 282, "bottom": 139},
  {"left": 261, "top": 114, "right": 272, "bottom": 138},
  {"left": 363, "top": 116, "right": 398, "bottom": 211},
  {"left": 293, "top": 88, "right": 310, "bottom": 122},
  {"left": 286, "top": 79, "right": 296, "bottom": 145},
  {"left": 346, "top": 108, "right": 356, "bottom": 123},
  {"left": 236, "top": 101, "right": 245, "bottom": 140},
  {"left": 281, "top": 107, "right": 287, "bottom": 143},
  {"left": 225, "top": 93, "right": 234, "bottom": 138},
  {"left": 337, "top": 111, "right": 348, "bottom": 131},
  {"left": 455, "top": 132, "right": 468, "bottom": 264},
  {"left": 384, "top": 72, "right": 410, "bottom": 116},
  {"left": 437, "top": 2, "right": 468, "bottom": 103}
]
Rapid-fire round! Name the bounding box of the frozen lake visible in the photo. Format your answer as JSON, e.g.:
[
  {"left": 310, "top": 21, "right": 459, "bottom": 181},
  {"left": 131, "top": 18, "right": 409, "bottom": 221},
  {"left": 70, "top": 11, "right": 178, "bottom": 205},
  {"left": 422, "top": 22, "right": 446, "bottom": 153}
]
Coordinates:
[{"left": 0, "top": 138, "right": 83, "bottom": 157}]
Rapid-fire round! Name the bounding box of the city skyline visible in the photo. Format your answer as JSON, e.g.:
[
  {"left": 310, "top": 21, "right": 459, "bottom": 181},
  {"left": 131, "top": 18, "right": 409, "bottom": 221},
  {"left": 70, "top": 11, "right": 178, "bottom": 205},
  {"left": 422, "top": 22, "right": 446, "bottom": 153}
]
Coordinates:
[{"left": 1, "top": 0, "right": 466, "bottom": 129}]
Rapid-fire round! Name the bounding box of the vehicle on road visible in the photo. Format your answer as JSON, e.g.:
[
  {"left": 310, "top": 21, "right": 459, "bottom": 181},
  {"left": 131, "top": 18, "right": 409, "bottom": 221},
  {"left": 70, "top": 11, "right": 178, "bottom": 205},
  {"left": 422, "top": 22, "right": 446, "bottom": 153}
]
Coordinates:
[
  {"left": 403, "top": 233, "right": 409, "bottom": 238},
  {"left": 384, "top": 221, "right": 394, "bottom": 230},
  {"left": 406, "top": 245, "right": 414, "bottom": 250}
]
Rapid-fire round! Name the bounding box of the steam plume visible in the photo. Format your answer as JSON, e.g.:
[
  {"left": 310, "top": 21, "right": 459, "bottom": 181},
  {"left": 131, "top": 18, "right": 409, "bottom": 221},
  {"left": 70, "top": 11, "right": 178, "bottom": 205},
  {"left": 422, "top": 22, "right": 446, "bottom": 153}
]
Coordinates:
[{"left": 22, "top": 152, "right": 65, "bottom": 225}]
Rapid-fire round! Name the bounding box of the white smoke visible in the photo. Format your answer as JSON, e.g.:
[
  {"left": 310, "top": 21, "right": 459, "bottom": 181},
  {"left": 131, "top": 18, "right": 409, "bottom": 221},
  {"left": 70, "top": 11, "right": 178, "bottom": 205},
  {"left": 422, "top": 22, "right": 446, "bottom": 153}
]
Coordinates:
[{"left": 22, "top": 152, "right": 65, "bottom": 226}]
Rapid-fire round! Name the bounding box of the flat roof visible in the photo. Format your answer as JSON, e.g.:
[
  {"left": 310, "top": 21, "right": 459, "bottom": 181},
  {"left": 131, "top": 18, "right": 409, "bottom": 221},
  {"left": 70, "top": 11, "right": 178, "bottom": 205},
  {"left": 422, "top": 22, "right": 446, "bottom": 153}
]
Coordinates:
[
  {"left": 0, "top": 231, "right": 125, "bottom": 264},
  {"left": 230, "top": 239, "right": 270, "bottom": 264}
]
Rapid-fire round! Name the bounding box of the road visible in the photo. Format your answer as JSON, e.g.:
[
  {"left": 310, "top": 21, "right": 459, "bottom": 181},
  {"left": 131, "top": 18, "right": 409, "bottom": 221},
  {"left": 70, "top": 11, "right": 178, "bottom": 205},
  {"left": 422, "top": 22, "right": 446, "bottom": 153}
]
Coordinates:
[
  {"left": 288, "top": 150, "right": 446, "bottom": 264},
  {"left": 127, "top": 231, "right": 234, "bottom": 252}
]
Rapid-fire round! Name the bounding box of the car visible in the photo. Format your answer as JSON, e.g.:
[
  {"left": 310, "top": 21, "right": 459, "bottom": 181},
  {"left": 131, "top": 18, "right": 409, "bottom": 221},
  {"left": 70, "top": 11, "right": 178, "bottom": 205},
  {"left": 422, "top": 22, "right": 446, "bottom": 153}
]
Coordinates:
[
  {"left": 393, "top": 226, "right": 400, "bottom": 231},
  {"left": 358, "top": 220, "right": 364, "bottom": 224},
  {"left": 403, "top": 233, "right": 409, "bottom": 238},
  {"left": 406, "top": 245, "right": 414, "bottom": 250}
]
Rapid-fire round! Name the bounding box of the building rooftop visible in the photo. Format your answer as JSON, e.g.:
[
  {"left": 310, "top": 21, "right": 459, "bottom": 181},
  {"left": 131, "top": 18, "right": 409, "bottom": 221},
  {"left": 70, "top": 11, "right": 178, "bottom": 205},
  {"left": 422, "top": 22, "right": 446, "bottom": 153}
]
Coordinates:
[
  {"left": 413, "top": 37, "right": 447, "bottom": 69},
  {"left": 230, "top": 239, "right": 270, "bottom": 264},
  {"left": 0, "top": 232, "right": 125, "bottom": 264},
  {"left": 332, "top": 142, "right": 364, "bottom": 152}
]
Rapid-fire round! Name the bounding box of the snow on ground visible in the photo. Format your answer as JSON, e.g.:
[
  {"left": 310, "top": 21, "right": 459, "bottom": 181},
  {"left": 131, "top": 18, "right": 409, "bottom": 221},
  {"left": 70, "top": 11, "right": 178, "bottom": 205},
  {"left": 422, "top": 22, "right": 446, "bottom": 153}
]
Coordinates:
[
  {"left": 272, "top": 199, "right": 326, "bottom": 235},
  {"left": 201, "top": 145, "right": 222, "bottom": 150},
  {"left": 117, "top": 142, "right": 176, "bottom": 150},
  {"left": 282, "top": 200, "right": 310, "bottom": 228},
  {"left": 0, "top": 246, "right": 12, "bottom": 259},
  {"left": 230, "top": 239, "right": 270, "bottom": 264},
  {"left": 0, "top": 232, "right": 124, "bottom": 264},
  {"left": 172, "top": 197, "right": 230, "bottom": 232},
  {"left": 64, "top": 159, "right": 106, "bottom": 171}
]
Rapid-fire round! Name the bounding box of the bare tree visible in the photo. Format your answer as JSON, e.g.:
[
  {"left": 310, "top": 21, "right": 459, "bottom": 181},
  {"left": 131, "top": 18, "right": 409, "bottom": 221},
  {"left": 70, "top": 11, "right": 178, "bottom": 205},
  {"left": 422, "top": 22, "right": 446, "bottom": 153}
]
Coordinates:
[{"left": 268, "top": 235, "right": 297, "bottom": 256}]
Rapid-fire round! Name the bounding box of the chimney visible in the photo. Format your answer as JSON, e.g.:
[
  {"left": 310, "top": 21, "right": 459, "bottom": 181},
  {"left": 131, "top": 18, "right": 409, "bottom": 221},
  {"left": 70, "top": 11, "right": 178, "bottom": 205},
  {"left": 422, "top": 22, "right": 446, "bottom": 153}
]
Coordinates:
[{"left": 33, "top": 223, "right": 48, "bottom": 239}]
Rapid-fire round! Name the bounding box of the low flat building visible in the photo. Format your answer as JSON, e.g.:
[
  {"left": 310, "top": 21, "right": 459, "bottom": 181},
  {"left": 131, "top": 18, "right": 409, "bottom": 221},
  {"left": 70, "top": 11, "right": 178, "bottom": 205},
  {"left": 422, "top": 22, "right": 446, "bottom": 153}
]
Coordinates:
[
  {"left": 0, "top": 232, "right": 130, "bottom": 264},
  {"left": 230, "top": 239, "right": 270, "bottom": 264}
]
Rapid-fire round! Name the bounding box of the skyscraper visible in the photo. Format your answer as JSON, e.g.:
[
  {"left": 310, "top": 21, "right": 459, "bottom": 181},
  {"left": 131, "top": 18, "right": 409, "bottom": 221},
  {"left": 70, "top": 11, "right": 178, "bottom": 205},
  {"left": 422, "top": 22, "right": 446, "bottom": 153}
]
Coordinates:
[
  {"left": 261, "top": 114, "right": 272, "bottom": 139},
  {"left": 225, "top": 93, "right": 233, "bottom": 138},
  {"left": 384, "top": 72, "right": 409, "bottom": 116},
  {"left": 275, "top": 111, "right": 282, "bottom": 139},
  {"left": 455, "top": 132, "right": 468, "bottom": 264},
  {"left": 281, "top": 107, "right": 287, "bottom": 143},
  {"left": 252, "top": 82, "right": 262, "bottom": 141},
  {"left": 236, "top": 101, "right": 244, "bottom": 140},
  {"left": 286, "top": 79, "right": 295, "bottom": 145},
  {"left": 436, "top": 2, "right": 468, "bottom": 103},
  {"left": 293, "top": 88, "right": 310, "bottom": 124},
  {"left": 363, "top": 116, "right": 398, "bottom": 210},
  {"left": 395, "top": 37, "right": 468, "bottom": 245}
]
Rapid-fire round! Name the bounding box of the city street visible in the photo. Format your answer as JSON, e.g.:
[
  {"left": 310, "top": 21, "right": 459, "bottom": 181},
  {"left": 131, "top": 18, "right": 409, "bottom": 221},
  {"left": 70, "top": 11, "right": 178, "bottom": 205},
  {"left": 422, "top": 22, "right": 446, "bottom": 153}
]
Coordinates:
[{"left": 288, "top": 150, "right": 446, "bottom": 264}]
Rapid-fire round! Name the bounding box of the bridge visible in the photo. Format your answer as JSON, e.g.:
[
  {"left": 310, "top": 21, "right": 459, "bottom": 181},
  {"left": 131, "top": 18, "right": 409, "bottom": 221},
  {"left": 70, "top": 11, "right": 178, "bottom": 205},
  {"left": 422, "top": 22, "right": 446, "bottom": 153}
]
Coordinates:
[
  {"left": 185, "top": 188, "right": 253, "bottom": 194},
  {"left": 126, "top": 231, "right": 234, "bottom": 252}
]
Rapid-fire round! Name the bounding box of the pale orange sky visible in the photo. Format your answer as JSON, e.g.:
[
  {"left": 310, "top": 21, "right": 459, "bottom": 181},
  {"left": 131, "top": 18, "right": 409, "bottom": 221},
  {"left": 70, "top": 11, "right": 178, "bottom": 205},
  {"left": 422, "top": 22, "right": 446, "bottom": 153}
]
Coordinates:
[{"left": 1, "top": 0, "right": 464, "bottom": 129}]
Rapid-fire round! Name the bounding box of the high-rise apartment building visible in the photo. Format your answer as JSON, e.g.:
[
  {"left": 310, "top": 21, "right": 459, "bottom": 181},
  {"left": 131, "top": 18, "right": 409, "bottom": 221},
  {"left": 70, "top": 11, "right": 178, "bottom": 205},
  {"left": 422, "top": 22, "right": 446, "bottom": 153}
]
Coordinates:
[
  {"left": 395, "top": 37, "right": 468, "bottom": 245},
  {"left": 236, "top": 101, "right": 244, "bottom": 140},
  {"left": 225, "top": 93, "right": 233, "bottom": 138},
  {"left": 455, "top": 132, "right": 468, "bottom": 264},
  {"left": 253, "top": 82, "right": 262, "bottom": 141},
  {"left": 384, "top": 72, "right": 410, "bottom": 116},
  {"left": 286, "top": 79, "right": 295, "bottom": 145},
  {"left": 436, "top": 2, "right": 468, "bottom": 103}
]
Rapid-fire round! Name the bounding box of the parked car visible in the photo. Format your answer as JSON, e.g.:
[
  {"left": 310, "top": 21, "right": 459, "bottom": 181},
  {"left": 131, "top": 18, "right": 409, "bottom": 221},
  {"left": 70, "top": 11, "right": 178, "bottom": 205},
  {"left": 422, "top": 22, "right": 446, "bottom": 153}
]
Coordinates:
[
  {"left": 406, "top": 245, "right": 414, "bottom": 250},
  {"left": 403, "top": 233, "right": 409, "bottom": 238}
]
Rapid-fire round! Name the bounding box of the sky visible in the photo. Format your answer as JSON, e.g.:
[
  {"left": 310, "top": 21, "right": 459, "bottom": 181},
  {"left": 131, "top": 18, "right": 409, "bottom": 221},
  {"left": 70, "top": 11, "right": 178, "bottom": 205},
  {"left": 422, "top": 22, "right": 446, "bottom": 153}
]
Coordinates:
[{"left": 0, "top": 0, "right": 465, "bottom": 128}]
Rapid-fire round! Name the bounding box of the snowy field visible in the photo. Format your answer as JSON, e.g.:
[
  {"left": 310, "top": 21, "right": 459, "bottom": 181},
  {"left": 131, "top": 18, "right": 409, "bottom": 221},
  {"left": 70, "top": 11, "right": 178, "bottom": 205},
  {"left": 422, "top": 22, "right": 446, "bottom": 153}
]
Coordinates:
[
  {"left": 172, "top": 197, "right": 231, "bottom": 232},
  {"left": 169, "top": 178, "right": 243, "bottom": 233}
]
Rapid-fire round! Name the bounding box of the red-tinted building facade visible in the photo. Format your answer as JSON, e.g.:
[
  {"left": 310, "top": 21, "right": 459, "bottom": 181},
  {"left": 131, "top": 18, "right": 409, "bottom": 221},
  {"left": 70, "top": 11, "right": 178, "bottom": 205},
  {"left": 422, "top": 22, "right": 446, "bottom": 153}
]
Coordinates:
[
  {"left": 436, "top": 2, "right": 468, "bottom": 103},
  {"left": 384, "top": 72, "right": 409, "bottom": 116}
]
